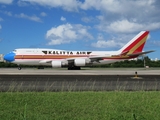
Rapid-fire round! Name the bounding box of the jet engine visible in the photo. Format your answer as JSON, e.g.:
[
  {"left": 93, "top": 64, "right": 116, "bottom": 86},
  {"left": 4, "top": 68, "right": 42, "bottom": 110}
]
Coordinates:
[
  {"left": 74, "top": 58, "right": 90, "bottom": 66},
  {"left": 51, "top": 61, "right": 62, "bottom": 67}
]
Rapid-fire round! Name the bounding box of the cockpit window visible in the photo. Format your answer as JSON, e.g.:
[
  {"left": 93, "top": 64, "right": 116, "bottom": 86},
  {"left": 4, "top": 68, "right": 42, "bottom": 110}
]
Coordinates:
[{"left": 13, "top": 50, "right": 17, "bottom": 52}]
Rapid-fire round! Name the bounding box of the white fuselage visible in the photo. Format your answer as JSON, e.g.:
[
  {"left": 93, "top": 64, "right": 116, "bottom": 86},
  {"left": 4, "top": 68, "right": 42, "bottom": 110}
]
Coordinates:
[{"left": 11, "top": 48, "right": 124, "bottom": 66}]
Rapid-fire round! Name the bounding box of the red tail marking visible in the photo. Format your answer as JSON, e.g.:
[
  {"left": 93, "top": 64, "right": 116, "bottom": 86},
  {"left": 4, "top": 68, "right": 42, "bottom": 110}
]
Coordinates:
[{"left": 122, "top": 31, "right": 149, "bottom": 53}]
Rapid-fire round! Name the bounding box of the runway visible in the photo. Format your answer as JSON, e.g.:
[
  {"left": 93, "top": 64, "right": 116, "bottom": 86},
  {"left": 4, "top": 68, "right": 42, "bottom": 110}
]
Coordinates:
[
  {"left": 0, "top": 68, "right": 160, "bottom": 75},
  {"left": 0, "top": 68, "right": 160, "bottom": 91}
]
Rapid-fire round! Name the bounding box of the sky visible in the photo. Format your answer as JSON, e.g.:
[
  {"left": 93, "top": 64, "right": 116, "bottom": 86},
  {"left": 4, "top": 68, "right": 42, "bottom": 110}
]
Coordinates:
[{"left": 0, "top": 0, "right": 160, "bottom": 60}]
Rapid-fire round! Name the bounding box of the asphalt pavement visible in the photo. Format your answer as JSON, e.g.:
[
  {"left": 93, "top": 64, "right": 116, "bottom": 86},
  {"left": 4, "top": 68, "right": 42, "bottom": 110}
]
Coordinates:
[{"left": 0, "top": 74, "right": 159, "bottom": 91}]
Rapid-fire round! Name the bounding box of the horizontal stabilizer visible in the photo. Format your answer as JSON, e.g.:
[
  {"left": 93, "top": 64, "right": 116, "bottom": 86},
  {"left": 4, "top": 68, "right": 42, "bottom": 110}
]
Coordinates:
[
  {"left": 120, "top": 51, "right": 129, "bottom": 56},
  {"left": 127, "top": 50, "right": 155, "bottom": 57}
]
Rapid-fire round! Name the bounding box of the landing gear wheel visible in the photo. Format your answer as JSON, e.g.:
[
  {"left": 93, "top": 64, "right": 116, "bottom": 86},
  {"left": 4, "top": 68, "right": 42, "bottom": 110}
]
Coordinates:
[
  {"left": 75, "top": 67, "right": 81, "bottom": 70},
  {"left": 68, "top": 66, "right": 81, "bottom": 70},
  {"left": 18, "top": 66, "right": 21, "bottom": 70},
  {"left": 38, "top": 66, "right": 44, "bottom": 69}
]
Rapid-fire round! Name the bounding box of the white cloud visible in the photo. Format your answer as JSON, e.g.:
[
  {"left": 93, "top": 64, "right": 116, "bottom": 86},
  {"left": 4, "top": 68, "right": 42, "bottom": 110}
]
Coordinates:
[
  {"left": 81, "top": 16, "right": 95, "bottom": 23},
  {"left": 101, "top": 19, "right": 160, "bottom": 33},
  {"left": 15, "top": 13, "right": 42, "bottom": 22},
  {"left": 91, "top": 32, "right": 146, "bottom": 49},
  {"left": 81, "top": 17, "right": 90, "bottom": 23},
  {"left": 80, "top": 0, "right": 160, "bottom": 34},
  {"left": 46, "top": 23, "right": 93, "bottom": 45},
  {"left": 91, "top": 33, "right": 123, "bottom": 48},
  {"left": 95, "top": 0, "right": 160, "bottom": 33},
  {"left": 150, "top": 40, "right": 160, "bottom": 47},
  {"left": 0, "top": 0, "right": 13, "bottom": 4},
  {"left": 60, "top": 16, "right": 66, "bottom": 21},
  {"left": 0, "top": 25, "right": 3, "bottom": 44},
  {"left": 80, "top": 0, "right": 156, "bottom": 14},
  {"left": 40, "top": 12, "right": 47, "bottom": 17},
  {"left": 107, "top": 20, "right": 144, "bottom": 33},
  {"left": 0, "top": 10, "right": 12, "bottom": 16},
  {"left": 20, "top": 0, "right": 160, "bottom": 34},
  {"left": 21, "top": 0, "right": 81, "bottom": 11},
  {"left": 17, "top": 0, "right": 29, "bottom": 6},
  {"left": 0, "top": 17, "right": 3, "bottom": 21},
  {"left": 4, "top": 11, "right": 12, "bottom": 16},
  {"left": 92, "top": 40, "right": 123, "bottom": 48}
]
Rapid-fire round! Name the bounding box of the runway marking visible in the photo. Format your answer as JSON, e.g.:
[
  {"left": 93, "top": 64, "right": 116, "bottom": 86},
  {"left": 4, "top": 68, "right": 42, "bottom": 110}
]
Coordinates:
[{"left": 131, "top": 77, "right": 143, "bottom": 79}]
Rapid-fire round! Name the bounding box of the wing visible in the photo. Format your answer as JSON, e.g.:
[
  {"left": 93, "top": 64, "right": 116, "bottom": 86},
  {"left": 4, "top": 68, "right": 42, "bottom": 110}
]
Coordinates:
[
  {"left": 65, "top": 55, "right": 111, "bottom": 62},
  {"left": 39, "top": 60, "right": 52, "bottom": 63},
  {"left": 39, "top": 54, "right": 111, "bottom": 64}
]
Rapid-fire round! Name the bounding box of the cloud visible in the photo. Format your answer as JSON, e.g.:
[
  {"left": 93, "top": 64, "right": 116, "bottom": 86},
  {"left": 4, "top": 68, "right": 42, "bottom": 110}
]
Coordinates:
[
  {"left": 0, "top": 25, "right": 3, "bottom": 42},
  {"left": 20, "top": 0, "right": 160, "bottom": 33},
  {"left": 0, "top": 17, "right": 3, "bottom": 21},
  {"left": 80, "top": 0, "right": 156, "bottom": 14},
  {"left": 81, "top": 16, "right": 95, "bottom": 23},
  {"left": 60, "top": 16, "right": 66, "bottom": 21},
  {"left": 21, "top": 0, "right": 81, "bottom": 11},
  {"left": 0, "top": 10, "right": 12, "bottom": 16},
  {"left": 91, "top": 33, "right": 123, "bottom": 48},
  {"left": 15, "top": 13, "right": 42, "bottom": 22},
  {"left": 40, "top": 12, "right": 47, "bottom": 17},
  {"left": 80, "top": 0, "right": 160, "bottom": 34},
  {"left": 91, "top": 32, "right": 143, "bottom": 49},
  {"left": 92, "top": 40, "right": 123, "bottom": 48},
  {"left": 91, "top": 0, "right": 160, "bottom": 33},
  {"left": 17, "top": 0, "right": 29, "bottom": 6},
  {"left": 106, "top": 20, "right": 160, "bottom": 33},
  {"left": 46, "top": 23, "right": 93, "bottom": 45},
  {"left": 4, "top": 11, "right": 12, "bottom": 16},
  {"left": 150, "top": 40, "right": 160, "bottom": 47},
  {"left": 81, "top": 17, "right": 90, "bottom": 23},
  {"left": 0, "top": 0, "right": 13, "bottom": 4}
]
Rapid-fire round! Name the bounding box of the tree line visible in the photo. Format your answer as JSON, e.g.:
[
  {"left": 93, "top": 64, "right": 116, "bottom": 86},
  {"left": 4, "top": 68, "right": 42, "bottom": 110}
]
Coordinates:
[{"left": 0, "top": 56, "right": 160, "bottom": 68}]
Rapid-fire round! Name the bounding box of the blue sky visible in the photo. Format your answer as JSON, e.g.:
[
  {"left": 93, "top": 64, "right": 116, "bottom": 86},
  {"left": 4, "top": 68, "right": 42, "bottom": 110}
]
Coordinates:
[{"left": 0, "top": 0, "right": 160, "bottom": 60}]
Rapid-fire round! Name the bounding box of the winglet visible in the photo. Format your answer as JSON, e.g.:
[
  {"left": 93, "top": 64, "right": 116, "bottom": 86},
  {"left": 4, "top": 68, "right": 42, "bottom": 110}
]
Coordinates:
[{"left": 119, "top": 31, "right": 149, "bottom": 55}]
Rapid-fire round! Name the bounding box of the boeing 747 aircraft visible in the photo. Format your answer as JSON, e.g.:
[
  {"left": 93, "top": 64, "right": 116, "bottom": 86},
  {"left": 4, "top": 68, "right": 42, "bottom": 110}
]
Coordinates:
[{"left": 3, "top": 31, "right": 154, "bottom": 70}]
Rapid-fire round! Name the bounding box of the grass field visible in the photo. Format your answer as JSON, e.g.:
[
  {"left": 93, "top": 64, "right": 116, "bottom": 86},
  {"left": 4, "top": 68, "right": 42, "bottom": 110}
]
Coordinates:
[{"left": 0, "top": 91, "right": 160, "bottom": 120}]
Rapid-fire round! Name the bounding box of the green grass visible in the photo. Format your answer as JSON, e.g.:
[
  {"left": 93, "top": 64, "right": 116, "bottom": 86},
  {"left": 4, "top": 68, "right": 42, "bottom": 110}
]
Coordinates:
[{"left": 0, "top": 92, "right": 160, "bottom": 120}]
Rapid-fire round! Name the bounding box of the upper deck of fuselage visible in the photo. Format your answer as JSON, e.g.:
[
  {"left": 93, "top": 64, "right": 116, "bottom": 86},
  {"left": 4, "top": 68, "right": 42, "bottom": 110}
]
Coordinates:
[{"left": 12, "top": 48, "right": 118, "bottom": 56}]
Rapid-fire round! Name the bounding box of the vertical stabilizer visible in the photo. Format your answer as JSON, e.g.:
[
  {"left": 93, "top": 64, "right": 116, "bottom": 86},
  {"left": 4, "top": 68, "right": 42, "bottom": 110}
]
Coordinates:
[{"left": 119, "top": 31, "right": 149, "bottom": 55}]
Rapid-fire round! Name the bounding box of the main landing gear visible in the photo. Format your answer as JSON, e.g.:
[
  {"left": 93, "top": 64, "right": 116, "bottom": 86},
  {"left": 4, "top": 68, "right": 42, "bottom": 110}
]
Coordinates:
[
  {"left": 68, "top": 66, "right": 81, "bottom": 70},
  {"left": 37, "top": 66, "right": 44, "bottom": 69}
]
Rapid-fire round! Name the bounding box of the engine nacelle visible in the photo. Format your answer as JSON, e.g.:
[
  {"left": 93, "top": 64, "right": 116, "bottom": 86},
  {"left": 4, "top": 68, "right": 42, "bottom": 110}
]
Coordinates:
[
  {"left": 51, "top": 61, "right": 62, "bottom": 68},
  {"left": 74, "top": 58, "right": 86, "bottom": 66}
]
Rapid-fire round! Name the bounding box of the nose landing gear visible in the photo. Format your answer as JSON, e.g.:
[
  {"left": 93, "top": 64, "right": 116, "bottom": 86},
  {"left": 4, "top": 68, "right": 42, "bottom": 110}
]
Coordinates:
[{"left": 18, "top": 65, "right": 21, "bottom": 70}]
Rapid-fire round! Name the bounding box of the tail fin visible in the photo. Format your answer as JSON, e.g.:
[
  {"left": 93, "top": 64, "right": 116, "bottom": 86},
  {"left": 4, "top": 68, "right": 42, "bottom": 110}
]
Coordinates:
[{"left": 119, "top": 31, "right": 149, "bottom": 55}]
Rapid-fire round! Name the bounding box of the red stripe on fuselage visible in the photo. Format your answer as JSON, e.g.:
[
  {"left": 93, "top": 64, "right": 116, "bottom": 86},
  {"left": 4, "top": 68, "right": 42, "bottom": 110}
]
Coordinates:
[
  {"left": 14, "top": 55, "right": 136, "bottom": 60},
  {"left": 15, "top": 55, "right": 90, "bottom": 59}
]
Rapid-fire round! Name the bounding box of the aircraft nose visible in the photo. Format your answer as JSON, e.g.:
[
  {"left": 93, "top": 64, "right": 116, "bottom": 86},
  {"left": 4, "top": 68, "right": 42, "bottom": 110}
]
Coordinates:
[{"left": 3, "top": 52, "right": 15, "bottom": 62}]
